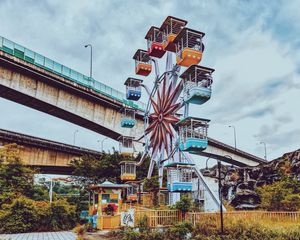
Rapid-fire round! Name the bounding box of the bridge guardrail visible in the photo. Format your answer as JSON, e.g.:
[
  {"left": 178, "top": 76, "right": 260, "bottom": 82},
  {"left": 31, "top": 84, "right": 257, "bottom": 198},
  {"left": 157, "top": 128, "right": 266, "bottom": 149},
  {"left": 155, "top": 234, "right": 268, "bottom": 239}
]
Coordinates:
[{"left": 0, "top": 36, "right": 146, "bottom": 112}]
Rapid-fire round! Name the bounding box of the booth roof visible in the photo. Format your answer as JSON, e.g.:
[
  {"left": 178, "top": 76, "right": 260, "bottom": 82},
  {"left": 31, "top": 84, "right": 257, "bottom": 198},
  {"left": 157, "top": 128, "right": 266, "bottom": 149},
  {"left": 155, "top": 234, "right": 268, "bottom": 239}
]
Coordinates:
[{"left": 89, "top": 180, "right": 130, "bottom": 189}]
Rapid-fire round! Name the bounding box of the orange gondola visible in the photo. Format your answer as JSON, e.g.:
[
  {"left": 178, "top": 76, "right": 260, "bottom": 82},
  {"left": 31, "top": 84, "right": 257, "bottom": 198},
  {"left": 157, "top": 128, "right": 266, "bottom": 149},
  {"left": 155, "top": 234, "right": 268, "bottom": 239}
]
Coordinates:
[
  {"left": 173, "top": 28, "right": 205, "bottom": 67},
  {"left": 133, "top": 49, "right": 152, "bottom": 76},
  {"left": 159, "top": 16, "right": 187, "bottom": 52}
]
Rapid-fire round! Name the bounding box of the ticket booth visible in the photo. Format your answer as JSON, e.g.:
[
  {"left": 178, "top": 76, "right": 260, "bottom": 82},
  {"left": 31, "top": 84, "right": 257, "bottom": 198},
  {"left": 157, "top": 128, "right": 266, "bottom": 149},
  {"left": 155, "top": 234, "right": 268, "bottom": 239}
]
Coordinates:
[{"left": 89, "top": 180, "right": 129, "bottom": 230}]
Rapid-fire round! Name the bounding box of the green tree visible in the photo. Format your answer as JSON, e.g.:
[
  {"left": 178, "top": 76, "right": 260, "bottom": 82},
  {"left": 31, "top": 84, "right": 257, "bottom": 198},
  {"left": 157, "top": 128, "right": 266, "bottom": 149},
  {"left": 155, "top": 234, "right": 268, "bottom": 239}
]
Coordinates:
[
  {"left": 0, "top": 144, "right": 36, "bottom": 206},
  {"left": 175, "top": 195, "right": 192, "bottom": 218},
  {"left": 70, "top": 150, "right": 153, "bottom": 186},
  {"left": 143, "top": 176, "right": 160, "bottom": 207},
  {"left": 256, "top": 178, "right": 300, "bottom": 211}
]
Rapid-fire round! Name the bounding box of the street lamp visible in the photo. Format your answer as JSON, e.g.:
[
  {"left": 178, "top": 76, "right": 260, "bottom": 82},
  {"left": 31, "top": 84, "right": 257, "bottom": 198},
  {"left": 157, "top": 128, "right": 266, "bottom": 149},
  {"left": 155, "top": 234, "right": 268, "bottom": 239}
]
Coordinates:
[
  {"left": 205, "top": 155, "right": 233, "bottom": 236},
  {"left": 260, "top": 141, "right": 267, "bottom": 160},
  {"left": 98, "top": 137, "right": 109, "bottom": 152},
  {"left": 217, "top": 160, "right": 224, "bottom": 236},
  {"left": 228, "top": 125, "right": 237, "bottom": 149},
  {"left": 84, "top": 44, "right": 93, "bottom": 79},
  {"left": 73, "top": 130, "right": 79, "bottom": 145},
  {"left": 203, "top": 157, "right": 211, "bottom": 175}
]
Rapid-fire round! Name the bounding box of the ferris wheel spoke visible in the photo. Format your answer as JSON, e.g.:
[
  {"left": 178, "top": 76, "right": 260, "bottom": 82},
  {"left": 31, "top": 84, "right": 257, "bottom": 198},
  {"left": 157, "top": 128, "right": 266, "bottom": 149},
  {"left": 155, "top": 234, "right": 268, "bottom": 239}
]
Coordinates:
[
  {"left": 163, "top": 81, "right": 183, "bottom": 112},
  {"left": 157, "top": 88, "right": 162, "bottom": 111},
  {"left": 150, "top": 97, "right": 159, "bottom": 114},
  {"left": 164, "top": 102, "right": 181, "bottom": 116},
  {"left": 145, "top": 120, "right": 158, "bottom": 134},
  {"left": 162, "top": 130, "right": 169, "bottom": 155},
  {"left": 161, "top": 121, "right": 174, "bottom": 137},
  {"left": 163, "top": 115, "right": 179, "bottom": 124}
]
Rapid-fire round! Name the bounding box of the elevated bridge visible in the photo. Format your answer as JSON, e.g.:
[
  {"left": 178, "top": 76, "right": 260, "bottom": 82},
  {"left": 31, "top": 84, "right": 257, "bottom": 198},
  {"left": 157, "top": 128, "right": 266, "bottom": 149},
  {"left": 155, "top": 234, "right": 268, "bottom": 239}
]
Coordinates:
[
  {"left": 0, "top": 128, "right": 101, "bottom": 174},
  {"left": 0, "top": 36, "right": 266, "bottom": 168}
]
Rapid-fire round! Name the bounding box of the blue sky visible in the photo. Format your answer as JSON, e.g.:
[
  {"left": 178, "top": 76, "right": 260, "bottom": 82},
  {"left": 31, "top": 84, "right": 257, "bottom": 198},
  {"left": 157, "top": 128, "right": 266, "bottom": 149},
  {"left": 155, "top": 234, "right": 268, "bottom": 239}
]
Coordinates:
[{"left": 0, "top": 0, "right": 299, "bottom": 161}]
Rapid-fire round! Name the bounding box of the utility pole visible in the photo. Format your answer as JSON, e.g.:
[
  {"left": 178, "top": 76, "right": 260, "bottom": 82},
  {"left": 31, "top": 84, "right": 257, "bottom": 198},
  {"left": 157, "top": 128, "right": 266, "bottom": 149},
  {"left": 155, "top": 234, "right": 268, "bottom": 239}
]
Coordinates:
[
  {"left": 260, "top": 141, "right": 267, "bottom": 160},
  {"left": 218, "top": 160, "right": 224, "bottom": 236},
  {"left": 73, "top": 130, "right": 78, "bottom": 145}
]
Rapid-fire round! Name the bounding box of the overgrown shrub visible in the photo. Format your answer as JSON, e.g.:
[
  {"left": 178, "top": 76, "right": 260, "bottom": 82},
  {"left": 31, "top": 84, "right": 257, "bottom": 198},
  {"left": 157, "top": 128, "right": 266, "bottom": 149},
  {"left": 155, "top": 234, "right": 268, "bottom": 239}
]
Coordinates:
[
  {"left": 0, "top": 196, "right": 38, "bottom": 233},
  {"left": 137, "top": 215, "right": 150, "bottom": 233},
  {"left": 175, "top": 195, "right": 192, "bottom": 218},
  {"left": 192, "top": 219, "right": 300, "bottom": 240},
  {"left": 49, "top": 199, "right": 77, "bottom": 231},
  {"left": 0, "top": 196, "right": 77, "bottom": 233},
  {"left": 256, "top": 178, "right": 300, "bottom": 211},
  {"left": 143, "top": 176, "right": 160, "bottom": 207},
  {"left": 165, "top": 221, "right": 193, "bottom": 240}
]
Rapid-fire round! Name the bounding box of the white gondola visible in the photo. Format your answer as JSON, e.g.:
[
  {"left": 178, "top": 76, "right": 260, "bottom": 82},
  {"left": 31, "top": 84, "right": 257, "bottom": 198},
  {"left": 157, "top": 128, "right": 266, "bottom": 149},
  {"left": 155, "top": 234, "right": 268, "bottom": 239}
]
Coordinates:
[
  {"left": 180, "top": 65, "right": 214, "bottom": 104},
  {"left": 177, "top": 117, "right": 210, "bottom": 152},
  {"left": 118, "top": 136, "right": 136, "bottom": 181}
]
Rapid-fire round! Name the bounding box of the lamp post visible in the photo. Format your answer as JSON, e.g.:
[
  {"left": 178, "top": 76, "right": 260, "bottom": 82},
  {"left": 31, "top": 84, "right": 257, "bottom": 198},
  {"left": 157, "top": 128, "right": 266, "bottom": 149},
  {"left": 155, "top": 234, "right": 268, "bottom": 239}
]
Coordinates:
[
  {"left": 84, "top": 44, "right": 93, "bottom": 79},
  {"left": 228, "top": 125, "right": 237, "bottom": 149},
  {"left": 207, "top": 155, "right": 232, "bottom": 236},
  {"left": 98, "top": 137, "right": 109, "bottom": 152},
  {"left": 260, "top": 141, "right": 267, "bottom": 161},
  {"left": 73, "top": 130, "right": 78, "bottom": 145},
  {"left": 217, "top": 160, "right": 224, "bottom": 236}
]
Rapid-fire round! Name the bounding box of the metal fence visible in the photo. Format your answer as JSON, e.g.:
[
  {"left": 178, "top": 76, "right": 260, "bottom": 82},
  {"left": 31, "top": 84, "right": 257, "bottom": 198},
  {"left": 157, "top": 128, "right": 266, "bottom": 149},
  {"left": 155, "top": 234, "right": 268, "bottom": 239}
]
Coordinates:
[
  {"left": 187, "top": 211, "right": 300, "bottom": 226},
  {"left": 134, "top": 210, "right": 300, "bottom": 228},
  {"left": 135, "top": 209, "right": 182, "bottom": 227}
]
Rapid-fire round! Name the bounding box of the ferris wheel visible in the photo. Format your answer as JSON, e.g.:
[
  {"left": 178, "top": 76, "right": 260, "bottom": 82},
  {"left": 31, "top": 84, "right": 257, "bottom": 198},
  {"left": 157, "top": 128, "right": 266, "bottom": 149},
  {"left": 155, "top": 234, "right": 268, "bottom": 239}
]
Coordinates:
[{"left": 119, "top": 16, "right": 215, "bottom": 196}]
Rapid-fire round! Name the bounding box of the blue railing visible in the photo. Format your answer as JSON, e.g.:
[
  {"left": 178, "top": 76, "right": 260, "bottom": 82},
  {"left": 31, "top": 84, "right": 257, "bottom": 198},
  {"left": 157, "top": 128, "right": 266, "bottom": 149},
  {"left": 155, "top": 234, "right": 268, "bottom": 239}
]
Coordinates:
[{"left": 0, "top": 36, "right": 146, "bottom": 111}]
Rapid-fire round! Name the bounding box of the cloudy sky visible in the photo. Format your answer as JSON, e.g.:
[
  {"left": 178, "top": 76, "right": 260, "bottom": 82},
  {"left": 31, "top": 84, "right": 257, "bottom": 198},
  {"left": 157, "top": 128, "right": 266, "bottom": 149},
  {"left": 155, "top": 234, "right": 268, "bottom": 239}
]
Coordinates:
[{"left": 0, "top": 0, "right": 299, "bottom": 162}]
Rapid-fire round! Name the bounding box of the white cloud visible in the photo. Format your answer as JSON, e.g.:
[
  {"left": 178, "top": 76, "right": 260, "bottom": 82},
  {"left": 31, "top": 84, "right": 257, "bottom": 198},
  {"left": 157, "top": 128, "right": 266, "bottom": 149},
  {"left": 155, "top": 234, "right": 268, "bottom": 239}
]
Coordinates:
[{"left": 0, "top": 0, "right": 299, "bottom": 160}]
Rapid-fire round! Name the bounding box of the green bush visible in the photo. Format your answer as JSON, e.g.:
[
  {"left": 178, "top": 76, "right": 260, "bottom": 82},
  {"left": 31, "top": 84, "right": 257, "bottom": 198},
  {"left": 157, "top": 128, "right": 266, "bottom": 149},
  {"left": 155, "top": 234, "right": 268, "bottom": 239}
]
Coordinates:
[
  {"left": 166, "top": 221, "right": 193, "bottom": 240},
  {"left": 137, "top": 215, "right": 150, "bottom": 233},
  {"left": 256, "top": 178, "right": 300, "bottom": 211},
  {"left": 0, "top": 196, "right": 77, "bottom": 233},
  {"left": 192, "top": 219, "right": 300, "bottom": 240},
  {"left": 0, "top": 196, "right": 37, "bottom": 233},
  {"left": 49, "top": 199, "right": 77, "bottom": 231},
  {"left": 175, "top": 195, "right": 192, "bottom": 215}
]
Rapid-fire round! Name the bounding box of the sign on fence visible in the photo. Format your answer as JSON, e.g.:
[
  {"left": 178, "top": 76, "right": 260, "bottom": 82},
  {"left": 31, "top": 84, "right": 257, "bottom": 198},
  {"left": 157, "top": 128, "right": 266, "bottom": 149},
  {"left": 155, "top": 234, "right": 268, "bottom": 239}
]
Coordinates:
[{"left": 121, "top": 209, "right": 135, "bottom": 227}]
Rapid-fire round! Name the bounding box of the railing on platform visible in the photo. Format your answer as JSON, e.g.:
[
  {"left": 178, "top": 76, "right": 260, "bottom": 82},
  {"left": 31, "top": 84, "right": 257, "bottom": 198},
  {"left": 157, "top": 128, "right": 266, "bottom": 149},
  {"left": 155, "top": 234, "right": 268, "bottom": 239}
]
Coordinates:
[
  {"left": 135, "top": 209, "right": 182, "bottom": 227},
  {"left": 186, "top": 211, "right": 300, "bottom": 226},
  {"left": 0, "top": 36, "right": 146, "bottom": 111}
]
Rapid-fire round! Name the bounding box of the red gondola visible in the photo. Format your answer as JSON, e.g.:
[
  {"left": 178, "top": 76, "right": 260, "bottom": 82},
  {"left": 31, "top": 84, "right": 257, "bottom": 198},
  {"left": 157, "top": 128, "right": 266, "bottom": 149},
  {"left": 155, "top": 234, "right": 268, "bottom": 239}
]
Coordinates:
[{"left": 145, "top": 26, "right": 166, "bottom": 58}]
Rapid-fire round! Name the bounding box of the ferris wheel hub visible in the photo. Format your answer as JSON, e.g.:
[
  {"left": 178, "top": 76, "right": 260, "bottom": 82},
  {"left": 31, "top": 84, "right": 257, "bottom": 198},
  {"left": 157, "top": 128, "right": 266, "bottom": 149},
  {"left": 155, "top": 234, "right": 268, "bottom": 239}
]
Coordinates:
[{"left": 158, "top": 113, "right": 163, "bottom": 122}]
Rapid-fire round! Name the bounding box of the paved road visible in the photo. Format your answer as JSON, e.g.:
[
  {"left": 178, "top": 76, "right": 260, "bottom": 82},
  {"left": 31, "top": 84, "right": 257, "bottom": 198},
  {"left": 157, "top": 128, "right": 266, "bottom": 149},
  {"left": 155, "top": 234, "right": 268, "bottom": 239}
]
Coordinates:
[{"left": 0, "top": 231, "right": 76, "bottom": 240}]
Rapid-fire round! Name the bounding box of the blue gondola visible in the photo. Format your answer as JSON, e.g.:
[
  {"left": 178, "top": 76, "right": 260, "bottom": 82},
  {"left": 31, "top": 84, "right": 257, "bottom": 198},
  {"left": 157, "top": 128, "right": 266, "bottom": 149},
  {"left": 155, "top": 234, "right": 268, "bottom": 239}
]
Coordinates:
[
  {"left": 121, "top": 107, "right": 136, "bottom": 128},
  {"left": 180, "top": 65, "right": 214, "bottom": 105},
  {"left": 177, "top": 117, "right": 210, "bottom": 152},
  {"left": 165, "top": 162, "right": 195, "bottom": 192},
  {"left": 121, "top": 119, "right": 136, "bottom": 128},
  {"left": 124, "top": 78, "right": 143, "bottom": 101}
]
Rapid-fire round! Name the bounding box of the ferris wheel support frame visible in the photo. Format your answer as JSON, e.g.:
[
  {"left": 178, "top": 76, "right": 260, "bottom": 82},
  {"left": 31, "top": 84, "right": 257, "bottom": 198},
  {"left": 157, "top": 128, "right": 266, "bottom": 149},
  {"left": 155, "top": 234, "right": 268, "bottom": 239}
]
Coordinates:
[{"left": 138, "top": 52, "right": 187, "bottom": 184}]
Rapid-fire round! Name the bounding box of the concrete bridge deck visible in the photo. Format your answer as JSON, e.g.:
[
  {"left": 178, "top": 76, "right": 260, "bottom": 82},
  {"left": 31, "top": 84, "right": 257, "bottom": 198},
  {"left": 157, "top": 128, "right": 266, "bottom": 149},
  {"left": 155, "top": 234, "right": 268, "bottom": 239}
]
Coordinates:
[
  {"left": 0, "top": 128, "right": 102, "bottom": 174},
  {"left": 0, "top": 37, "right": 266, "bottom": 168}
]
